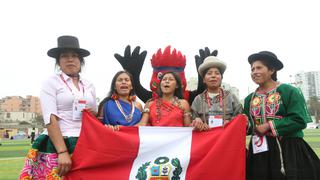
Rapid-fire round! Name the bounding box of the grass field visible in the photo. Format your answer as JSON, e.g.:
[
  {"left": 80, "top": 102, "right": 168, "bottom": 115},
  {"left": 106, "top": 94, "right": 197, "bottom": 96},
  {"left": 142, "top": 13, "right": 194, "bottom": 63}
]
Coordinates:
[
  {"left": 0, "top": 139, "right": 30, "bottom": 180},
  {"left": 0, "top": 129, "right": 319, "bottom": 180}
]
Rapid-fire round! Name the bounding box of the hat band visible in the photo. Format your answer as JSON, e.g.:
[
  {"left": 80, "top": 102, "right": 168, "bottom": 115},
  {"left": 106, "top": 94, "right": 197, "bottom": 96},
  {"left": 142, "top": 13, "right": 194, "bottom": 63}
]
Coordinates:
[{"left": 153, "top": 66, "right": 184, "bottom": 73}]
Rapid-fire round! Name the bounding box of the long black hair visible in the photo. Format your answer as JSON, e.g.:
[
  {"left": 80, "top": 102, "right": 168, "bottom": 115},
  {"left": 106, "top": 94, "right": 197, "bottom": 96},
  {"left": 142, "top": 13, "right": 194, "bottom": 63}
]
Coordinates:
[
  {"left": 97, "top": 70, "right": 136, "bottom": 118},
  {"left": 157, "top": 71, "right": 183, "bottom": 99}
]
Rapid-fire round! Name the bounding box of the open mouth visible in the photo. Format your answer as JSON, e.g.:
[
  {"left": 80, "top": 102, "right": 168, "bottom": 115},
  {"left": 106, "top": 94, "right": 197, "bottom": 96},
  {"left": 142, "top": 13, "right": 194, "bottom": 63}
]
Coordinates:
[{"left": 120, "top": 86, "right": 129, "bottom": 90}]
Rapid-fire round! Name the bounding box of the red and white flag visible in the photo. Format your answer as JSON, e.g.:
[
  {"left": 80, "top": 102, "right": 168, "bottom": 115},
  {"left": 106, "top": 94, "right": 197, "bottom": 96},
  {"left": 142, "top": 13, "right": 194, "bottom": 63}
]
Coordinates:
[{"left": 65, "top": 110, "right": 247, "bottom": 180}]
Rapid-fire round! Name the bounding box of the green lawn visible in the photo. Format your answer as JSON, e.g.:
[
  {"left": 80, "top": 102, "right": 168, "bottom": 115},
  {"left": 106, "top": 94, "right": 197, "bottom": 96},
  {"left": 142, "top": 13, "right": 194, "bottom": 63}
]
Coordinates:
[
  {"left": 0, "top": 139, "right": 31, "bottom": 180},
  {"left": 0, "top": 129, "right": 319, "bottom": 180},
  {"left": 303, "top": 129, "right": 320, "bottom": 156}
]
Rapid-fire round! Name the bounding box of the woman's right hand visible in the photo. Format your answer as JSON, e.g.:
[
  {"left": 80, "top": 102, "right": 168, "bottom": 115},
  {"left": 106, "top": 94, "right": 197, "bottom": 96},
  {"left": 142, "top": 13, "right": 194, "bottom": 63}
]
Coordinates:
[
  {"left": 57, "top": 152, "right": 72, "bottom": 177},
  {"left": 191, "top": 118, "right": 210, "bottom": 131},
  {"left": 254, "top": 122, "right": 271, "bottom": 136},
  {"left": 105, "top": 124, "right": 120, "bottom": 131}
]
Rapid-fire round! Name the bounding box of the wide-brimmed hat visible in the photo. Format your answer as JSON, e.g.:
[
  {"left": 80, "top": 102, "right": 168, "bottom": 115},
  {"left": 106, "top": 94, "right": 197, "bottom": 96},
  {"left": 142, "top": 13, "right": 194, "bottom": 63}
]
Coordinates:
[
  {"left": 248, "top": 51, "right": 283, "bottom": 70},
  {"left": 47, "top": 35, "right": 90, "bottom": 58},
  {"left": 198, "top": 56, "right": 227, "bottom": 77}
]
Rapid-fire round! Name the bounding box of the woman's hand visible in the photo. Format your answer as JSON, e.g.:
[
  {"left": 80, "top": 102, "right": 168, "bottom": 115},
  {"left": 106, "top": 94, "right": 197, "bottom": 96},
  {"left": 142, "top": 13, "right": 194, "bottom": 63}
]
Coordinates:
[
  {"left": 105, "top": 124, "right": 120, "bottom": 131},
  {"left": 191, "top": 118, "right": 210, "bottom": 131},
  {"left": 85, "top": 107, "right": 97, "bottom": 117},
  {"left": 223, "top": 119, "right": 230, "bottom": 126},
  {"left": 57, "top": 152, "right": 72, "bottom": 177},
  {"left": 254, "top": 122, "right": 270, "bottom": 136}
]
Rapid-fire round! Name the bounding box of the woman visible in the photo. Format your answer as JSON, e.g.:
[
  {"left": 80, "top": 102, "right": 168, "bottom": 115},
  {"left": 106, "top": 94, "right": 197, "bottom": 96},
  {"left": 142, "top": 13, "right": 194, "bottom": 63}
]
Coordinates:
[
  {"left": 244, "top": 51, "right": 320, "bottom": 180},
  {"left": 97, "top": 70, "right": 142, "bottom": 130},
  {"left": 20, "top": 35, "right": 97, "bottom": 179},
  {"left": 191, "top": 56, "right": 243, "bottom": 129},
  {"left": 139, "top": 71, "right": 203, "bottom": 128}
]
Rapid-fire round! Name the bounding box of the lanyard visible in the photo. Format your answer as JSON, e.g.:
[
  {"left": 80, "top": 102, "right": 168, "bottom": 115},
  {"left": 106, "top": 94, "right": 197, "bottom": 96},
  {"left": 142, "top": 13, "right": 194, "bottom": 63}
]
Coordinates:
[
  {"left": 60, "top": 74, "right": 85, "bottom": 95},
  {"left": 205, "top": 88, "right": 223, "bottom": 111}
]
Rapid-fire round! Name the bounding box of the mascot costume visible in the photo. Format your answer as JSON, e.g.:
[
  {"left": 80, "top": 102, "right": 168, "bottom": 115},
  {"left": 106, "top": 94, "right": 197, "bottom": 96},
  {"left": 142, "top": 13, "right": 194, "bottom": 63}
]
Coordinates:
[{"left": 114, "top": 45, "right": 217, "bottom": 104}]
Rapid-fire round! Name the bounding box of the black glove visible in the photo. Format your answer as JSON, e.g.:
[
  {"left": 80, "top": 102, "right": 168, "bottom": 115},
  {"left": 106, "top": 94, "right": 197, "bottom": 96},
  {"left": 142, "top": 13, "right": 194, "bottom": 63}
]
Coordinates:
[
  {"left": 114, "top": 45, "right": 147, "bottom": 76},
  {"left": 114, "top": 45, "right": 152, "bottom": 102},
  {"left": 189, "top": 47, "right": 218, "bottom": 103},
  {"left": 195, "top": 47, "right": 218, "bottom": 70}
]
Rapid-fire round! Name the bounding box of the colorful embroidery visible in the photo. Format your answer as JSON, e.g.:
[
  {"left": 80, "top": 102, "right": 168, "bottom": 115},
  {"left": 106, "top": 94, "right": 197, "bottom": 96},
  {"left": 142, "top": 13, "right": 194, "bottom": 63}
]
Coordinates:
[
  {"left": 250, "top": 90, "right": 282, "bottom": 126},
  {"left": 27, "top": 149, "right": 38, "bottom": 162},
  {"left": 252, "top": 97, "right": 261, "bottom": 107},
  {"left": 266, "top": 92, "right": 280, "bottom": 105},
  {"left": 19, "top": 173, "right": 32, "bottom": 180},
  {"left": 46, "top": 168, "right": 60, "bottom": 180},
  {"left": 19, "top": 150, "right": 60, "bottom": 180}
]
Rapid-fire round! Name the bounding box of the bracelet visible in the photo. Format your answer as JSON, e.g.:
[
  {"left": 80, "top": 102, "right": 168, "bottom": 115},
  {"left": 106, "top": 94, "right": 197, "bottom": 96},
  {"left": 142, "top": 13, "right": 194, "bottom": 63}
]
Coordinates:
[
  {"left": 57, "top": 149, "right": 68, "bottom": 154},
  {"left": 142, "top": 108, "right": 150, "bottom": 113}
]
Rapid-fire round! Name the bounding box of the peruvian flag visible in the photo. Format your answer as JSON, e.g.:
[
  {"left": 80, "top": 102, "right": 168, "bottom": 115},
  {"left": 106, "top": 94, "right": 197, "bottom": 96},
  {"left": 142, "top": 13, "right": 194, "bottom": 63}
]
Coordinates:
[{"left": 65, "top": 110, "right": 247, "bottom": 180}]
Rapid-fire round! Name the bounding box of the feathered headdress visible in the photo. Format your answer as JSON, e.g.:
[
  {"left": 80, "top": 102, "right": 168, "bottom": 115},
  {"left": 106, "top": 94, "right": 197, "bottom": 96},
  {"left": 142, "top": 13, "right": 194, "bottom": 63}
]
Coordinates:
[{"left": 151, "top": 46, "right": 186, "bottom": 70}]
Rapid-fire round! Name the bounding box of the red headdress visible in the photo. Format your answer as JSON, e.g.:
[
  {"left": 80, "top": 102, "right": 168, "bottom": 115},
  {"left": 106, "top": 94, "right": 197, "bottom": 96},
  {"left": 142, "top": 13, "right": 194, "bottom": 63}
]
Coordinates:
[{"left": 150, "top": 46, "right": 188, "bottom": 99}]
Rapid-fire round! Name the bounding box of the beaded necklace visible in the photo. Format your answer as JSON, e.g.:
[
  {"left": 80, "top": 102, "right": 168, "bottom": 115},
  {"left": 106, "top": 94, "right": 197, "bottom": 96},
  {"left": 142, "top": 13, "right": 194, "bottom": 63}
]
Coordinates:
[
  {"left": 155, "top": 96, "right": 181, "bottom": 121},
  {"left": 115, "top": 99, "right": 135, "bottom": 122}
]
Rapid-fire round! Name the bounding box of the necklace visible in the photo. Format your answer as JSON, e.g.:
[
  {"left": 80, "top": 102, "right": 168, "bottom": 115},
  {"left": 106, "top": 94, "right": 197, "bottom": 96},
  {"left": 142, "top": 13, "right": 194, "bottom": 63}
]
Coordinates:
[
  {"left": 115, "top": 99, "right": 135, "bottom": 122},
  {"left": 205, "top": 88, "right": 223, "bottom": 112},
  {"left": 156, "top": 96, "right": 179, "bottom": 121}
]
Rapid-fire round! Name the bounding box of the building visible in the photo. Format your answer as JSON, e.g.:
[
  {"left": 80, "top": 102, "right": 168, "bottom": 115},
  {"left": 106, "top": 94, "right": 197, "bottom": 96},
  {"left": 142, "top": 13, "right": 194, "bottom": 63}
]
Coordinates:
[
  {"left": 24, "top": 95, "right": 42, "bottom": 115},
  {"left": 294, "top": 71, "right": 320, "bottom": 100},
  {"left": 0, "top": 95, "right": 42, "bottom": 115},
  {"left": 0, "top": 96, "right": 22, "bottom": 112},
  {"left": 0, "top": 111, "right": 37, "bottom": 123},
  {"left": 0, "top": 95, "right": 42, "bottom": 124}
]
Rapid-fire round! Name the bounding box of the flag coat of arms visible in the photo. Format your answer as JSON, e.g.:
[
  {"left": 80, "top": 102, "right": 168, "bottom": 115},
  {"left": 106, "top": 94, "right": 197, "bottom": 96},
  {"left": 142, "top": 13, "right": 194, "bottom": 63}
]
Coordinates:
[{"left": 65, "top": 110, "right": 247, "bottom": 180}]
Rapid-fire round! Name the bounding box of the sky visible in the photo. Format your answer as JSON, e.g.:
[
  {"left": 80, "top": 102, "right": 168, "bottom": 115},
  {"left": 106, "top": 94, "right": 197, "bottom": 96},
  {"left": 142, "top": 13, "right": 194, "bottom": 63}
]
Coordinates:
[{"left": 0, "top": 0, "right": 319, "bottom": 101}]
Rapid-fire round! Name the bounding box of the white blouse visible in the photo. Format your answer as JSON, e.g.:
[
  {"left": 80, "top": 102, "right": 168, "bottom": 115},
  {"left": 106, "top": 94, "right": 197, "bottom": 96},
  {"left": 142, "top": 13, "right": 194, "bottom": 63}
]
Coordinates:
[{"left": 40, "top": 73, "right": 97, "bottom": 137}]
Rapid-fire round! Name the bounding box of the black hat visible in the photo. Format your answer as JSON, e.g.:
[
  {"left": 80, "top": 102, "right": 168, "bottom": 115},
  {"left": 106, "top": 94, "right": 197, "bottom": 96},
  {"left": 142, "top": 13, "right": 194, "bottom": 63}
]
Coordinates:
[
  {"left": 248, "top": 51, "right": 283, "bottom": 70},
  {"left": 47, "top": 35, "right": 90, "bottom": 58}
]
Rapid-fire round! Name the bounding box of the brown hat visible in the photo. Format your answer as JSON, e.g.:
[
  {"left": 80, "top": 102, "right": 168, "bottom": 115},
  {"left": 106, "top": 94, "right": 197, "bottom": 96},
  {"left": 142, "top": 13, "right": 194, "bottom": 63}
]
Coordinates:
[
  {"left": 47, "top": 35, "right": 90, "bottom": 58},
  {"left": 248, "top": 51, "right": 283, "bottom": 70}
]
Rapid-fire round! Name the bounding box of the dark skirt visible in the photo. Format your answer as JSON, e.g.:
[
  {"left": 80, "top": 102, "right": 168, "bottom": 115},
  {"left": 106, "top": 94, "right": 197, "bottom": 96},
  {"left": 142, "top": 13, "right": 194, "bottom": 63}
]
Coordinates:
[{"left": 246, "top": 136, "right": 320, "bottom": 180}]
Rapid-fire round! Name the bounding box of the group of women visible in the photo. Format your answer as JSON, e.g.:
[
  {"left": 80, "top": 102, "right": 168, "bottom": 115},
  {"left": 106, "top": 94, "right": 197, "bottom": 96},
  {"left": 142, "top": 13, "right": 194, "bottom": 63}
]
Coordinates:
[{"left": 19, "top": 35, "right": 319, "bottom": 180}]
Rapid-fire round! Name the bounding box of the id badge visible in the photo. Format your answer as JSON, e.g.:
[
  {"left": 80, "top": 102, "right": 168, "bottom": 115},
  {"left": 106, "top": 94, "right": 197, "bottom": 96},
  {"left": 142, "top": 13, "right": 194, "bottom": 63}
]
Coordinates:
[
  {"left": 208, "top": 115, "right": 223, "bottom": 128},
  {"left": 252, "top": 135, "right": 269, "bottom": 154},
  {"left": 72, "top": 99, "right": 86, "bottom": 121}
]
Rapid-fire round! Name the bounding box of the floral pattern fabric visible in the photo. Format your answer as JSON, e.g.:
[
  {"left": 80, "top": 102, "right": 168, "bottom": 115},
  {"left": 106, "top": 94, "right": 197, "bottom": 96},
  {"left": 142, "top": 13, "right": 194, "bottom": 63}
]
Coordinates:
[
  {"left": 244, "top": 83, "right": 312, "bottom": 137},
  {"left": 19, "top": 134, "right": 78, "bottom": 180},
  {"left": 19, "top": 149, "right": 60, "bottom": 180}
]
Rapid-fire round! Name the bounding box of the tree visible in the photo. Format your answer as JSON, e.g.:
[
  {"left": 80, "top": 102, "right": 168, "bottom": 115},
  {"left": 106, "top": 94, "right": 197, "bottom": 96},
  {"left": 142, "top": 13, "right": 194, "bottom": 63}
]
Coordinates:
[{"left": 307, "top": 96, "right": 320, "bottom": 123}]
